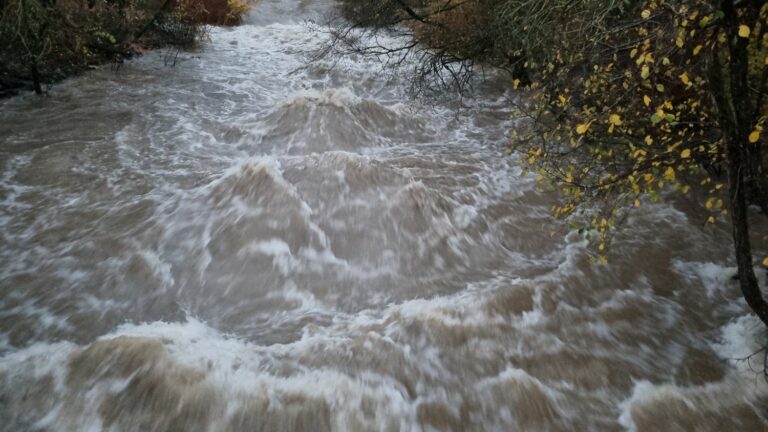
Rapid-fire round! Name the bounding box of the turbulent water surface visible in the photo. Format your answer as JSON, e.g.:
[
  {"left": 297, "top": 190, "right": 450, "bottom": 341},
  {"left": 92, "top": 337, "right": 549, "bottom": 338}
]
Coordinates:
[{"left": 1, "top": 1, "right": 768, "bottom": 431}]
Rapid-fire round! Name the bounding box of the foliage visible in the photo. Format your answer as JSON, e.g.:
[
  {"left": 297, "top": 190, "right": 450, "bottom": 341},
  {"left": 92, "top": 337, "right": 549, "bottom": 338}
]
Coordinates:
[
  {"left": 170, "top": 0, "right": 253, "bottom": 26},
  {"left": 511, "top": 0, "right": 767, "bottom": 262},
  {"left": 0, "top": 0, "right": 69, "bottom": 93},
  {"left": 324, "top": 0, "right": 503, "bottom": 94},
  {"left": 411, "top": 0, "right": 630, "bottom": 84},
  {"left": 329, "top": 0, "right": 768, "bottom": 326},
  {"left": 0, "top": 0, "right": 253, "bottom": 95},
  {"left": 223, "top": 0, "right": 253, "bottom": 25},
  {"left": 148, "top": 0, "right": 209, "bottom": 49},
  {"left": 327, "top": 0, "right": 629, "bottom": 93}
]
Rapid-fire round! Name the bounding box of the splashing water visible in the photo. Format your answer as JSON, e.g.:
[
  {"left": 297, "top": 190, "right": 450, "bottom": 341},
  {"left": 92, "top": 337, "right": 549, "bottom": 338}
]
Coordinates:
[{"left": 1, "top": 1, "right": 767, "bottom": 430}]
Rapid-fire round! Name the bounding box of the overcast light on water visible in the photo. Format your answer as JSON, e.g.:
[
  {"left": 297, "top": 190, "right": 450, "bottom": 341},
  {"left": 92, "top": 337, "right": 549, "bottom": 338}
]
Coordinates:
[{"left": 1, "top": 1, "right": 767, "bottom": 430}]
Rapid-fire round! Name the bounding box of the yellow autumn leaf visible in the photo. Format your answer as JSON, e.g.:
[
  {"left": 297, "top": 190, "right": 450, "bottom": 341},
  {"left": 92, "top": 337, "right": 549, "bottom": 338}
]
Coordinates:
[
  {"left": 763, "top": 257, "right": 768, "bottom": 267},
  {"left": 679, "top": 72, "right": 690, "bottom": 86},
  {"left": 718, "top": 32, "right": 727, "bottom": 43},
  {"left": 513, "top": 79, "right": 521, "bottom": 89},
  {"left": 664, "top": 167, "right": 675, "bottom": 181},
  {"left": 644, "top": 53, "right": 654, "bottom": 64},
  {"left": 641, "top": 65, "right": 650, "bottom": 79},
  {"left": 643, "top": 95, "right": 651, "bottom": 106},
  {"left": 705, "top": 198, "right": 715, "bottom": 209},
  {"left": 706, "top": 216, "right": 715, "bottom": 224},
  {"left": 641, "top": 9, "right": 651, "bottom": 19},
  {"left": 681, "top": 149, "right": 691, "bottom": 158},
  {"left": 693, "top": 45, "right": 703, "bottom": 55},
  {"left": 609, "top": 114, "right": 623, "bottom": 126},
  {"left": 576, "top": 122, "right": 591, "bottom": 135},
  {"left": 738, "top": 25, "right": 750, "bottom": 38},
  {"left": 749, "top": 129, "right": 761, "bottom": 143},
  {"left": 634, "top": 199, "right": 641, "bottom": 207},
  {"left": 598, "top": 242, "right": 605, "bottom": 251},
  {"left": 644, "top": 135, "right": 653, "bottom": 145},
  {"left": 676, "top": 37, "right": 684, "bottom": 48}
]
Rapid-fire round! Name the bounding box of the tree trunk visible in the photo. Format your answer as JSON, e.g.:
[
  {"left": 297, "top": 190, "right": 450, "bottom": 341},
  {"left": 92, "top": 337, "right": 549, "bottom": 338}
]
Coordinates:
[
  {"left": 30, "top": 61, "right": 42, "bottom": 95},
  {"left": 719, "top": 0, "right": 768, "bottom": 327},
  {"left": 726, "top": 141, "right": 768, "bottom": 326}
]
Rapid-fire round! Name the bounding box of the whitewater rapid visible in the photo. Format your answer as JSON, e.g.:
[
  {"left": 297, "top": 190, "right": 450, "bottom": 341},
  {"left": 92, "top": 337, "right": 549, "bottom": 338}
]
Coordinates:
[{"left": 0, "top": 1, "right": 766, "bottom": 430}]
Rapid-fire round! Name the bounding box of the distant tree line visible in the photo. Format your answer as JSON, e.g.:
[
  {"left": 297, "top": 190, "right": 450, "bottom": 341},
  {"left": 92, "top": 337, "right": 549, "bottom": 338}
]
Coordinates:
[{"left": 0, "top": 0, "right": 252, "bottom": 96}]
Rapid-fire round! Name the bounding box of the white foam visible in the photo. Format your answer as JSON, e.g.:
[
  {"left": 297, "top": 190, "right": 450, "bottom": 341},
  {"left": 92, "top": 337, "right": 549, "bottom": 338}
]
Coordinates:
[
  {"left": 138, "top": 249, "right": 176, "bottom": 288},
  {"left": 3, "top": 1, "right": 766, "bottom": 430},
  {"left": 672, "top": 260, "right": 736, "bottom": 298},
  {"left": 239, "top": 238, "right": 296, "bottom": 273},
  {"left": 281, "top": 88, "right": 362, "bottom": 109},
  {"left": 712, "top": 314, "right": 766, "bottom": 363},
  {"left": 618, "top": 380, "right": 685, "bottom": 431}
]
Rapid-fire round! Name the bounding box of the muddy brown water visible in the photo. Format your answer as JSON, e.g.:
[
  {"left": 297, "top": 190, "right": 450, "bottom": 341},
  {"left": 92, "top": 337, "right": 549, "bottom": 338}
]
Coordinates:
[{"left": 1, "top": 1, "right": 767, "bottom": 431}]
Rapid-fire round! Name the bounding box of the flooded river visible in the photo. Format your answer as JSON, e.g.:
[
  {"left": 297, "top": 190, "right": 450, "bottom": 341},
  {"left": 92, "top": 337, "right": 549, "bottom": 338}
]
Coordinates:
[{"left": 1, "top": 1, "right": 767, "bottom": 430}]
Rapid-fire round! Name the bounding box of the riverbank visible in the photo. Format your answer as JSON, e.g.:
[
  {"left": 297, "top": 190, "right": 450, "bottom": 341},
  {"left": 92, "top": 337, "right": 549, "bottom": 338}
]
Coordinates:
[{"left": 0, "top": 0, "right": 255, "bottom": 98}]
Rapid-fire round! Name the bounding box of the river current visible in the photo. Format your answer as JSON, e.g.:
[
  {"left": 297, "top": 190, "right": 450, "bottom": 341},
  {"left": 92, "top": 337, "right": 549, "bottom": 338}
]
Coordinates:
[{"left": 1, "top": 1, "right": 767, "bottom": 431}]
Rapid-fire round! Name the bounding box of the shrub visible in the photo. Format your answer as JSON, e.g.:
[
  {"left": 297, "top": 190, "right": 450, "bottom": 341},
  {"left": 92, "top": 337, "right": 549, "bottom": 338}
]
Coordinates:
[
  {"left": 0, "top": 0, "right": 251, "bottom": 94},
  {"left": 171, "top": 0, "right": 253, "bottom": 26}
]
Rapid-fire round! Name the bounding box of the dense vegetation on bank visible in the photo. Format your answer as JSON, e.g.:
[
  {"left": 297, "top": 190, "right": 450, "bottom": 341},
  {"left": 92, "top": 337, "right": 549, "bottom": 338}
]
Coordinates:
[
  {"left": 330, "top": 0, "right": 768, "bottom": 328},
  {"left": 0, "top": 0, "right": 252, "bottom": 96}
]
